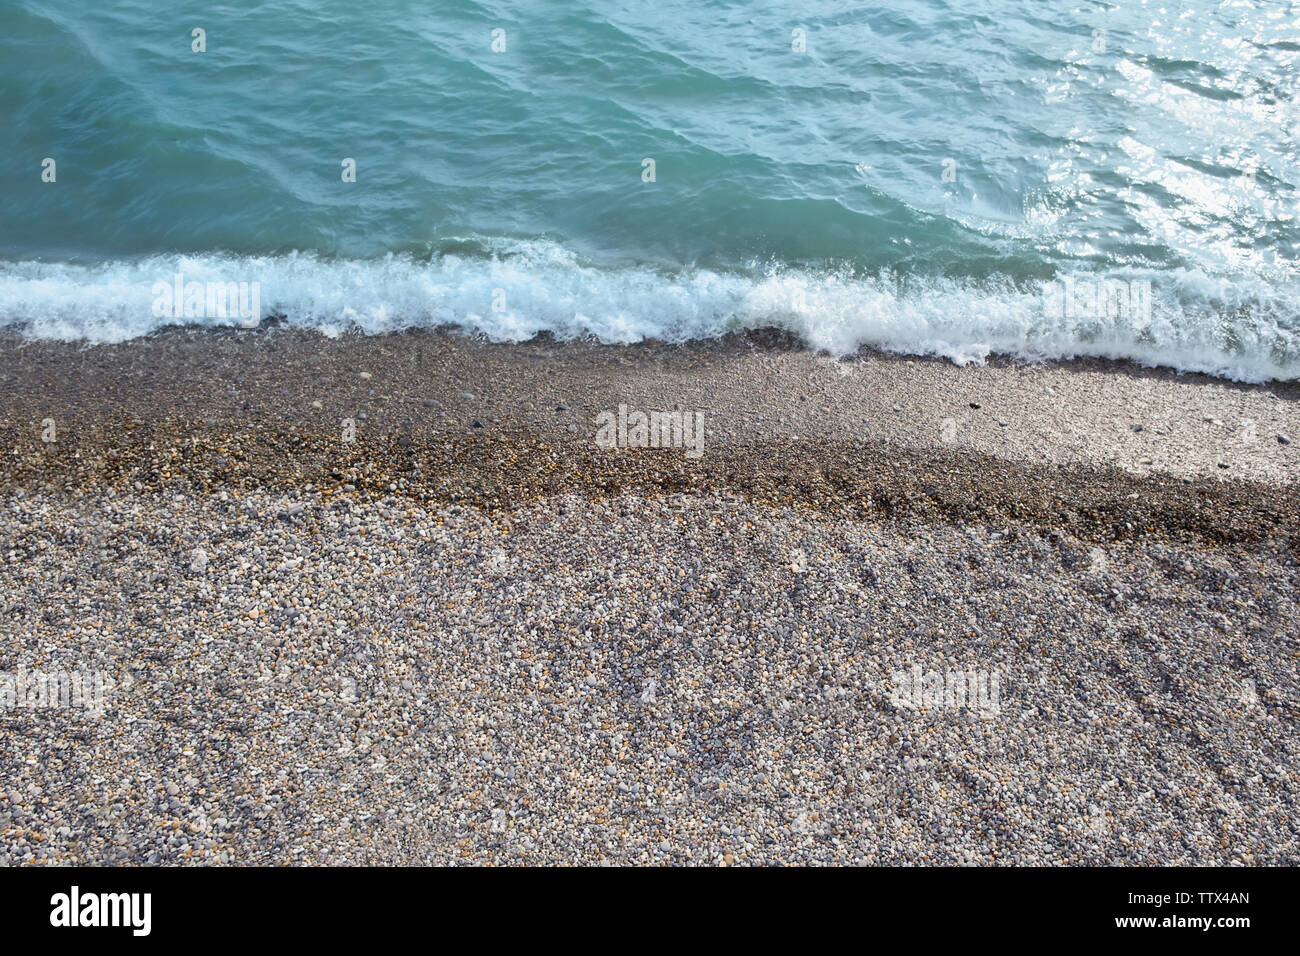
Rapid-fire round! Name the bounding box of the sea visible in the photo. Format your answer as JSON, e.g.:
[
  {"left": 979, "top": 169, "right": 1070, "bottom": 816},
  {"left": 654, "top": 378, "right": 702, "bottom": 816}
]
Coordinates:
[{"left": 1, "top": 0, "right": 1298, "bottom": 381}]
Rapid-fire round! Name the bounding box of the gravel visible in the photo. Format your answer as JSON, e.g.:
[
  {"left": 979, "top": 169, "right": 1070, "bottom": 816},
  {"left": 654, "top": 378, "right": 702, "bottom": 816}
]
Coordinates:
[
  {"left": 1, "top": 327, "right": 1295, "bottom": 865},
  {"left": 1, "top": 486, "right": 1296, "bottom": 865}
]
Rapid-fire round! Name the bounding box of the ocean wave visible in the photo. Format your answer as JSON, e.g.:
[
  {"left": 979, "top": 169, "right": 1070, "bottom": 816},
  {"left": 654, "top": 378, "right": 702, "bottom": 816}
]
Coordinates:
[{"left": 1, "top": 242, "right": 1297, "bottom": 383}]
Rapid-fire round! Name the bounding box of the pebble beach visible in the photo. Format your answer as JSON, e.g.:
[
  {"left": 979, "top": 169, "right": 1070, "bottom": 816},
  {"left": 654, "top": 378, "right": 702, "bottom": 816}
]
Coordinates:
[{"left": 1, "top": 328, "right": 1297, "bottom": 865}]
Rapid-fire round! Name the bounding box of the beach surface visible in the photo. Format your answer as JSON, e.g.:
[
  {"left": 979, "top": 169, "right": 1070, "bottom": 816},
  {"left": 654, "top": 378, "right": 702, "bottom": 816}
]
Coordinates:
[{"left": 1, "top": 329, "right": 1297, "bottom": 864}]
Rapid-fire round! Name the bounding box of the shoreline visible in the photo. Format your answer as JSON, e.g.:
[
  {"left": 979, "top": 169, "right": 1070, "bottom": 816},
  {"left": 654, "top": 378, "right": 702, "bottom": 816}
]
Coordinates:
[{"left": 1, "top": 326, "right": 1296, "bottom": 547}]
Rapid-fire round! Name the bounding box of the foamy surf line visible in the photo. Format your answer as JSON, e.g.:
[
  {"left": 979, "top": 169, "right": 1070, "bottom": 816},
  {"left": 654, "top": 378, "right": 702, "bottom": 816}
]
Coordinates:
[{"left": 1, "top": 247, "right": 1297, "bottom": 383}]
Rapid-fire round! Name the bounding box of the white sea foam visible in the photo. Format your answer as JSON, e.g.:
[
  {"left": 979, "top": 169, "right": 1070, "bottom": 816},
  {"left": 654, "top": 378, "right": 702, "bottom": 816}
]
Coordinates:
[{"left": 1, "top": 242, "right": 1296, "bottom": 383}]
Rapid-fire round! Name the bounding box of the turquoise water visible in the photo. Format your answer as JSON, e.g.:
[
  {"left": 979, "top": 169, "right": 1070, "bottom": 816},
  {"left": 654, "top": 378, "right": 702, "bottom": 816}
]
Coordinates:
[{"left": 1, "top": 0, "right": 1298, "bottom": 379}]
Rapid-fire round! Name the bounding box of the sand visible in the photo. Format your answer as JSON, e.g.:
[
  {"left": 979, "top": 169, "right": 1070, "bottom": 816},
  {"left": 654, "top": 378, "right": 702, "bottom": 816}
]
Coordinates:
[{"left": 0, "top": 328, "right": 1297, "bottom": 864}]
